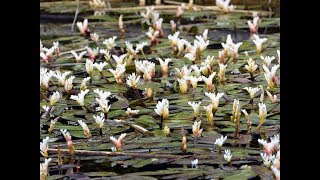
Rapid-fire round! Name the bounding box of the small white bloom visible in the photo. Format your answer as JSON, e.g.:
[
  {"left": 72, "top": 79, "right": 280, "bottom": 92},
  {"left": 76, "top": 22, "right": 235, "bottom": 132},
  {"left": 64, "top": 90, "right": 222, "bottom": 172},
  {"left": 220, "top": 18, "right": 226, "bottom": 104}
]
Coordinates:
[
  {"left": 177, "top": 78, "right": 188, "bottom": 94},
  {"left": 263, "top": 64, "right": 279, "bottom": 90},
  {"left": 218, "top": 63, "right": 227, "bottom": 82},
  {"left": 126, "top": 73, "right": 140, "bottom": 89},
  {"left": 188, "top": 101, "right": 201, "bottom": 117},
  {"left": 86, "top": 59, "right": 94, "bottom": 75},
  {"left": 186, "top": 75, "right": 202, "bottom": 88},
  {"left": 93, "top": 112, "right": 105, "bottom": 128},
  {"left": 40, "top": 136, "right": 49, "bottom": 157},
  {"left": 111, "top": 147, "right": 117, "bottom": 152},
  {"left": 70, "top": 89, "right": 90, "bottom": 106},
  {"left": 192, "top": 120, "right": 203, "bottom": 138},
  {"left": 261, "top": 55, "right": 275, "bottom": 67},
  {"left": 205, "top": 92, "right": 224, "bottom": 111},
  {"left": 112, "top": 54, "right": 127, "bottom": 65},
  {"left": 260, "top": 152, "right": 275, "bottom": 168},
  {"left": 50, "top": 91, "right": 60, "bottom": 106},
  {"left": 108, "top": 63, "right": 126, "bottom": 83},
  {"left": 258, "top": 102, "right": 267, "bottom": 124},
  {"left": 40, "top": 158, "right": 52, "bottom": 177},
  {"left": 100, "top": 49, "right": 111, "bottom": 60},
  {"left": 71, "top": 50, "right": 87, "bottom": 62},
  {"left": 191, "top": 159, "right": 198, "bottom": 168},
  {"left": 136, "top": 42, "right": 148, "bottom": 52},
  {"left": 253, "top": 34, "right": 267, "bottom": 54},
  {"left": 78, "top": 120, "right": 91, "bottom": 138},
  {"left": 103, "top": 36, "right": 117, "bottom": 50},
  {"left": 216, "top": 0, "right": 234, "bottom": 13},
  {"left": 90, "top": 33, "right": 99, "bottom": 42},
  {"left": 64, "top": 76, "right": 75, "bottom": 92},
  {"left": 85, "top": 46, "right": 99, "bottom": 60},
  {"left": 202, "top": 29, "right": 208, "bottom": 41},
  {"left": 248, "top": 16, "right": 259, "bottom": 33},
  {"left": 53, "top": 70, "right": 71, "bottom": 86},
  {"left": 202, "top": 72, "right": 216, "bottom": 92},
  {"left": 126, "top": 107, "right": 139, "bottom": 116},
  {"left": 214, "top": 135, "right": 227, "bottom": 147},
  {"left": 95, "top": 98, "right": 111, "bottom": 113},
  {"left": 158, "top": 58, "right": 172, "bottom": 75},
  {"left": 80, "top": 77, "right": 91, "bottom": 90},
  {"left": 168, "top": 31, "right": 180, "bottom": 46},
  {"left": 191, "top": 65, "right": 205, "bottom": 77},
  {"left": 110, "top": 133, "right": 126, "bottom": 150},
  {"left": 243, "top": 87, "right": 260, "bottom": 99},
  {"left": 277, "top": 50, "right": 280, "bottom": 64},
  {"left": 224, "top": 149, "right": 232, "bottom": 162},
  {"left": 77, "top": 18, "right": 89, "bottom": 35},
  {"left": 93, "top": 61, "right": 108, "bottom": 72},
  {"left": 271, "top": 165, "right": 280, "bottom": 180},
  {"left": 245, "top": 58, "right": 258, "bottom": 73},
  {"left": 175, "top": 65, "right": 192, "bottom": 78},
  {"left": 93, "top": 89, "right": 111, "bottom": 100},
  {"left": 154, "top": 99, "right": 169, "bottom": 119}
]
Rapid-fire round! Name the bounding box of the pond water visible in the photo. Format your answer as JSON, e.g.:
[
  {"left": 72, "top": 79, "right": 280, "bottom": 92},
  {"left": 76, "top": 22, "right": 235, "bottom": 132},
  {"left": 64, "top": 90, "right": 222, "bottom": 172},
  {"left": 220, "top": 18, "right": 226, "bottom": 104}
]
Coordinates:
[{"left": 40, "top": 0, "right": 280, "bottom": 179}]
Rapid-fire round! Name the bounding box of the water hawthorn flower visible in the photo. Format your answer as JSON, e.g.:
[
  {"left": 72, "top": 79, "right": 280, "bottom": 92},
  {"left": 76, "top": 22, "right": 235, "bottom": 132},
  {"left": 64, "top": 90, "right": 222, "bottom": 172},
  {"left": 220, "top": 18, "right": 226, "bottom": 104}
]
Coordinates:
[
  {"left": 191, "top": 65, "right": 205, "bottom": 77},
  {"left": 110, "top": 133, "right": 126, "bottom": 151},
  {"left": 103, "top": 36, "right": 117, "bottom": 51},
  {"left": 85, "top": 46, "right": 99, "bottom": 61},
  {"left": 90, "top": 33, "right": 99, "bottom": 42},
  {"left": 108, "top": 63, "right": 126, "bottom": 83},
  {"left": 60, "top": 129, "right": 75, "bottom": 154},
  {"left": 126, "top": 73, "right": 140, "bottom": 89},
  {"left": 260, "top": 152, "right": 275, "bottom": 168},
  {"left": 202, "top": 72, "right": 216, "bottom": 92},
  {"left": 80, "top": 77, "right": 91, "bottom": 90},
  {"left": 224, "top": 149, "right": 232, "bottom": 163},
  {"left": 205, "top": 92, "right": 224, "bottom": 113},
  {"left": 78, "top": 120, "right": 91, "bottom": 138},
  {"left": 53, "top": 71, "right": 71, "bottom": 86},
  {"left": 247, "top": 16, "right": 259, "bottom": 33},
  {"left": 231, "top": 99, "right": 240, "bottom": 122},
  {"left": 216, "top": 0, "right": 234, "bottom": 13},
  {"left": 146, "top": 27, "right": 159, "bottom": 45},
  {"left": 188, "top": 101, "right": 201, "bottom": 118},
  {"left": 218, "top": 63, "right": 227, "bottom": 82},
  {"left": 154, "top": 99, "right": 169, "bottom": 120},
  {"left": 263, "top": 64, "right": 280, "bottom": 91},
  {"left": 245, "top": 58, "right": 258, "bottom": 74},
  {"left": 163, "top": 125, "right": 170, "bottom": 136},
  {"left": 177, "top": 78, "right": 188, "bottom": 94},
  {"left": 77, "top": 18, "right": 90, "bottom": 36},
  {"left": 257, "top": 103, "right": 267, "bottom": 129},
  {"left": 40, "top": 158, "right": 52, "bottom": 179},
  {"left": 95, "top": 97, "right": 111, "bottom": 114},
  {"left": 203, "top": 104, "right": 214, "bottom": 125},
  {"left": 243, "top": 87, "right": 260, "bottom": 99},
  {"left": 71, "top": 50, "right": 87, "bottom": 62},
  {"left": 50, "top": 91, "right": 60, "bottom": 106},
  {"left": 258, "top": 135, "right": 279, "bottom": 155},
  {"left": 271, "top": 165, "right": 280, "bottom": 180},
  {"left": 158, "top": 58, "right": 172, "bottom": 76},
  {"left": 93, "top": 113, "right": 105, "bottom": 128},
  {"left": 40, "top": 46, "right": 55, "bottom": 63},
  {"left": 94, "top": 89, "right": 111, "bottom": 100},
  {"left": 191, "top": 159, "right": 198, "bottom": 168},
  {"left": 192, "top": 120, "right": 203, "bottom": 140},
  {"left": 126, "top": 107, "right": 139, "bottom": 116},
  {"left": 40, "top": 136, "right": 49, "bottom": 158},
  {"left": 70, "top": 89, "right": 90, "bottom": 106},
  {"left": 93, "top": 62, "right": 108, "bottom": 72},
  {"left": 214, "top": 135, "right": 227, "bottom": 147},
  {"left": 253, "top": 34, "right": 267, "bottom": 54},
  {"left": 175, "top": 65, "right": 192, "bottom": 79},
  {"left": 64, "top": 76, "right": 75, "bottom": 93},
  {"left": 261, "top": 55, "right": 275, "bottom": 67}
]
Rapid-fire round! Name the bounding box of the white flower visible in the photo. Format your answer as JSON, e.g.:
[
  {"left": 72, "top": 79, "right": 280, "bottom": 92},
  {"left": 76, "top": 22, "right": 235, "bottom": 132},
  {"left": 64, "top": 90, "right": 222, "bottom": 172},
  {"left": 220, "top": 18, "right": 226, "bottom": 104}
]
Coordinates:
[
  {"left": 258, "top": 102, "right": 267, "bottom": 123},
  {"left": 64, "top": 76, "right": 75, "bottom": 92},
  {"left": 201, "top": 56, "right": 215, "bottom": 74},
  {"left": 168, "top": 31, "right": 180, "bottom": 46},
  {"left": 261, "top": 55, "right": 275, "bottom": 67},
  {"left": 154, "top": 99, "right": 169, "bottom": 119},
  {"left": 277, "top": 50, "right": 280, "bottom": 64},
  {"left": 110, "top": 133, "right": 126, "bottom": 150},
  {"left": 202, "top": 72, "right": 216, "bottom": 92},
  {"left": 186, "top": 75, "right": 202, "bottom": 88},
  {"left": 191, "top": 159, "right": 198, "bottom": 168},
  {"left": 112, "top": 54, "right": 127, "bottom": 65},
  {"left": 53, "top": 70, "right": 71, "bottom": 86},
  {"left": 214, "top": 135, "right": 227, "bottom": 147},
  {"left": 270, "top": 135, "right": 280, "bottom": 151},
  {"left": 263, "top": 64, "right": 280, "bottom": 90},
  {"left": 77, "top": 18, "right": 89, "bottom": 35},
  {"left": 260, "top": 153, "right": 275, "bottom": 168},
  {"left": 53, "top": 41, "right": 60, "bottom": 56},
  {"left": 271, "top": 165, "right": 280, "bottom": 180},
  {"left": 40, "top": 39, "right": 43, "bottom": 52},
  {"left": 93, "top": 61, "right": 108, "bottom": 72},
  {"left": 248, "top": 16, "right": 259, "bottom": 33},
  {"left": 95, "top": 98, "right": 111, "bottom": 113},
  {"left": 176, "top": 5, "right": 184, "bottom": 17},
  {"left": 125, "top": 41, "right": 138, "bottom": 56},
  {"left": 146, "top": 27, "right": 160, "bottom": 44},
  {"left": 93, "top": 89, "right": 111, "bottom": 100},
  {"left": 100, "top": 49, "right": 111, "bottom": 61},
  {"left": 231, "top": 99, "right": 240, "bottom": 122},
  {"left": 158, "top": 58, "right": 172, "bottom": 75},
  {"left": 170, "top": 20, "right": 176, "bottom": 32},
  {"left": 194, "top": 35, "right": 209, "bottom": 52},
  {"left": 108, "top": 63, "right": 126, "bottom": 83},
  {"left": 78, "top": 120, "right": 91, "bottom": 138},
  {"left": 202, "top": 29, "right": 208, "bottom": 41},
  {"left": 253, "top": 34, "right": 267, "bottom": 53},
  {"left": 111, "top": 147, "right": 117, "bottom": 152},
  {"left": 40, "top": 136, "right": 49, "bottom": 157},
  {"left": 126, "top": 107, "right": 139, "bottom": 116},
  {"left": 205, "top": 92, "right": 224, "bottom": 111},
  {"left": 126, "top": 73, "right": 140, "bottom": 89},
  {"left": 71, "top": 50, "right": 87, "bottom": 62},
  {"left": 243, "top": 87, "right": 260, "bottom": 99},
  {"left": 188, "top": 101, "right": 201, "bottom": 117},
  {"left": 80, "top": 77, "right": 91, "bottom": 90},
  {"left": 40, "top": 46, "right": 55, "bottom": 63},
  {"left": 191, "top": 65, "right": 205, "bottom": 77},
  {"left": 136, "top": 42, "right": 148, "bottom": 52},
  {"left": 85, "top": 46, "right": 99, "bottom": 60},
  {"left": 175, "top": 65, "right": 192, "bottom": 78},
  {"left": 216, "top": 0, "right": 234, "bottom": 13},
  {"left": 93, "top": 112, "right": 105, "bottom": 128},
  {"left": 40, "top": 68, "right": 54, "bottom": 89},
  {"left": 40, "top": 158, "right": 52, "bottom": 177},
  {"left": 177, "top": 78, "right": 188, "bottom": 94},
  {"left": 258, "top": 137, "right": 278, "bottom": 155},
  {"left": 42, "top": 105, "right": 50, "bottom": 112},
  {"left": 185, "top": 48, "right": 197, "bottom": 62},
  {"left": 90, "top": 33, "right": 99, "bottom": 42},
  {"left": 50, "top": 91, "right": 60, "bottom": 106},
  {"left": 86, "top": 59, "right": 94, "bottom": 75},
  {"left": 60, "top": 129, "right": 72, "bottom": 142},
  {"left": 224, "top": 149, "right": 232, "bottom": 162},
  {"left": 192, "top": 120, "right": 203, "bottom": 138},
  {"left": 218, "top": 63, "right": 227, "bottom": 82},
  {"left": 70, "top": 89, "right": 90, "bottom": 106},
  {"left": 119, "top": 14, "right": 124, "bottom": 32},
  {"left": 273, "top": 150, "right": 280, "bottom": 169},
  {"left": 203, "top": 103, "right": 214, "bottom": 123},
  {"left": 245, "top": 58, "right": 258, "bottom": 73},
  {"left": 103, "top": 36, "right": 117, "bottom": 50}
]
